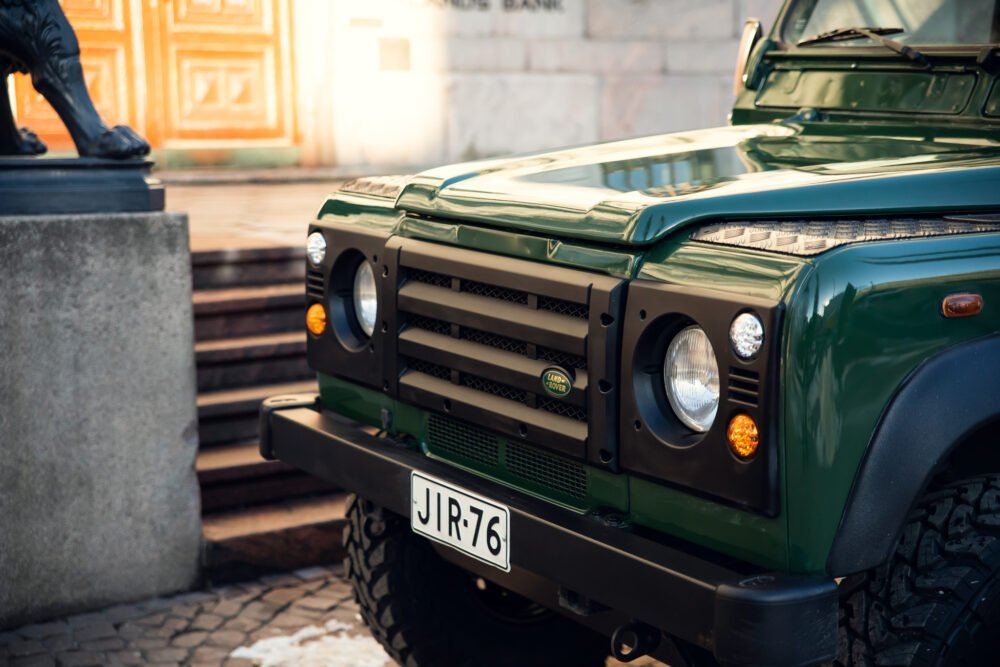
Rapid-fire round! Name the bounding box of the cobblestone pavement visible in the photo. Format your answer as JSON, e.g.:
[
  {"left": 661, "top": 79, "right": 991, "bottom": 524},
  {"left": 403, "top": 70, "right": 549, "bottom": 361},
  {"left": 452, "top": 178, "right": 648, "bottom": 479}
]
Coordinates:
[{"left": 0, "top": 566, "right": 666, "bottom": 667}]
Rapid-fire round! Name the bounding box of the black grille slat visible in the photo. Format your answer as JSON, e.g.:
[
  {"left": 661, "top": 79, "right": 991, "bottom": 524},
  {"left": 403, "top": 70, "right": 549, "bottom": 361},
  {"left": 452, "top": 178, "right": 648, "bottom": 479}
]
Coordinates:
[
  {"left": 506, "top": 442, "right": 588, "bottom": 499},
  {"left": 427, "top": 415, "right": 500, "bottom": 466}
]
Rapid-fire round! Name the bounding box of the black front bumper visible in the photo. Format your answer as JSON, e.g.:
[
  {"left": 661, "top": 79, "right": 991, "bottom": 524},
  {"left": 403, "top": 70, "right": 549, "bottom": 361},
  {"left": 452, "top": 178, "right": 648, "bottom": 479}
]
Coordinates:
[{"left": 260, "top": 396, "right": 838, "bottom": 667}]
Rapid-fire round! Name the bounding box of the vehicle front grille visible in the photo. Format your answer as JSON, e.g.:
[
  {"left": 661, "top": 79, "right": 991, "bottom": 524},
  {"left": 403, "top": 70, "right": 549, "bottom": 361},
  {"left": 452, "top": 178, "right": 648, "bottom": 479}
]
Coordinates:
[
  {"left": 426, "top": 415, "right": 588, "bottom": 501},
  {"left": 394, "top": 239, "right": 622, "bottom": 462},
  {"left": 506, "top": 441, "right": 588, "bottom": 499},
  {"left": 427, "top": 414, "right": 500, "bottom": 467}
]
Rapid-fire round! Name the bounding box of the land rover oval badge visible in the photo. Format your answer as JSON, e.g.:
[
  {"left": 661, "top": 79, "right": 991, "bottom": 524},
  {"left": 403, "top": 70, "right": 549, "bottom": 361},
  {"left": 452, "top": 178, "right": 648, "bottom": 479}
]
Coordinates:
[{"left": 541, "top": 367, "right": 573, "bottom": 399}]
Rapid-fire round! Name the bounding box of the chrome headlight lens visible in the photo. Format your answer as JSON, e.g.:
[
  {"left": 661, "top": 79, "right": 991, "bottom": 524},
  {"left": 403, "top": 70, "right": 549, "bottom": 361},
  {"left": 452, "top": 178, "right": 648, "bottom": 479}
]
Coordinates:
[
  {"left": 730, "top": 312, "right": 765, "bottom": 360},
  {"left": 306, "top": 232, "right": 327, "bottom": 266},
  {"left": 663, "top": 326, "right": 720, "bottom": 433},
  {"left": 352, "top": 261, "right": 378, "bottom": 338}
]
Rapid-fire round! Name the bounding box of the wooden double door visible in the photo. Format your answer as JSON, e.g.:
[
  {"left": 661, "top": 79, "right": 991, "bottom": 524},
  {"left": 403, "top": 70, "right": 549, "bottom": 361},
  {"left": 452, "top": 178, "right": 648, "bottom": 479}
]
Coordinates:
[{"left": 13, "top": 0, "right": 295, "bottom": 153}]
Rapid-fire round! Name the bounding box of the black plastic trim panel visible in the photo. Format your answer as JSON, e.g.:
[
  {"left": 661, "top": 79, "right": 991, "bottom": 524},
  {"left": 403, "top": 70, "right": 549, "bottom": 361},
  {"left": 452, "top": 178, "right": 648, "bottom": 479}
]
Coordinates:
[{"left": 620, "top": 281, "right": 783, "bottom": 515}]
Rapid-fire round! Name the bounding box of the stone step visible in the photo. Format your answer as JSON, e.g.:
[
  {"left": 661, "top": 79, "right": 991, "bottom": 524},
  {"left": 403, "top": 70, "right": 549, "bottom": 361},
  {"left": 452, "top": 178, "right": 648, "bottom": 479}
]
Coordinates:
[
  {"left": 197, "top": 379, "right": 318, "bottom": 447},
  {"left": 203, "top": 494, "right": 348, "bottom": 583},
  {"left": 191, "top": 246, "right": 306, "bottom": 291},
  {"left": 197, "top": 441, "right": 337, "bottom": 513},
  {"left": 195, "top": 332, "right": 310, "bottom": 392},
  {"left": 193, "top": 283, "right": 305, "bottom": 341}
]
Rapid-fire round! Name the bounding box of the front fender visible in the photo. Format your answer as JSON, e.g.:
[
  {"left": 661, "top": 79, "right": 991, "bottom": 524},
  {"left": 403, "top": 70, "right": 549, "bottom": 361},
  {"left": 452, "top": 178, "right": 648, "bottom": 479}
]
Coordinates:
[{"left": 827, "top": 334, "right": 1000, "bottom": 575}]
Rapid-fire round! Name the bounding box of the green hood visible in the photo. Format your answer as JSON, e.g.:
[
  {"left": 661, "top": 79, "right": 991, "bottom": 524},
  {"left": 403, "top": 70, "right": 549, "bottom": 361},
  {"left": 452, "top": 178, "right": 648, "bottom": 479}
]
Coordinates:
[{"left": 396, "top": 124, "right": 1000, "bottom": 246}]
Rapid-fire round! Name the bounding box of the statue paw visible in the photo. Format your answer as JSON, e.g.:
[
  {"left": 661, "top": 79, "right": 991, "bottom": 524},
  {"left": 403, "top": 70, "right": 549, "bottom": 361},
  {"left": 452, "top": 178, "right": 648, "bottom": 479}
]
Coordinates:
[
  {"left": 17, "top": 127, "right": 47, "bottom": 155},
  {"left": 85, "top": 125, "right": 151, "bottom": 159}
]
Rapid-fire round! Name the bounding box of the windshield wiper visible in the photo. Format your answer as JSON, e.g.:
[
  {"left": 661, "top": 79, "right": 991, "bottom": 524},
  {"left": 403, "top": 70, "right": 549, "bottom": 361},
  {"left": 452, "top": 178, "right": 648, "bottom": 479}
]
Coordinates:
[{"left": 797, "top": 27, "right": 932, "bottom": 68}]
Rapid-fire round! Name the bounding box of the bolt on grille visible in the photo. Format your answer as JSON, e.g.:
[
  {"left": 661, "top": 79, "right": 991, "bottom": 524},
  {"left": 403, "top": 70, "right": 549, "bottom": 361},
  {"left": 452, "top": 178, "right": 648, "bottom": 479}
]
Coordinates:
[
  {"left": 427, "top": 415, "right": 500, "bottom": 467},
  {"left": 394, "top": 239, "right": 622, "bottom": 463},
  {"left": 506, "top": 442, "right": 588, "bottom": 499}
]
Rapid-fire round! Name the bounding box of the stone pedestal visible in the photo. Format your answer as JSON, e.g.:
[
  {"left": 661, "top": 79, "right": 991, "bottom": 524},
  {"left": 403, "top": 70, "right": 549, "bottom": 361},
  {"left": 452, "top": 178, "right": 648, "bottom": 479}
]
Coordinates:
[{"left": 0, "top": 211, "right": 201, "bottom": 628}]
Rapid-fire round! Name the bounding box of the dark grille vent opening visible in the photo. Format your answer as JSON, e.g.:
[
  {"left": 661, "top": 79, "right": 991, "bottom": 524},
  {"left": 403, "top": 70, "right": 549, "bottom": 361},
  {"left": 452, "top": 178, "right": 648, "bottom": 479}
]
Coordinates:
[
  {"left": 461, "top": 373, "right": 527, "bottom": 404},
  {"left": 461, "top": 327, "right": 528, "bottom": 356},
  {"left": 462, "top": 280, "right": 528, "bottom": 305},
  {"left": 409, "top": 316, "right": 452, "bottom": 336},
  {"left": 728, "top": 367, "right": 761, "bottom": 407},
  {"left": 537, "top": 346, "right": 587, "bottom": 371},
  {"left": 409, "top": 269, "right": 452, "bottom": 288},
  {"left": 406, "top": 358, "right": 452, "bottom": 380},
  {"left": 306, "top": 269, "right": 325, "bottom": 298},
  {"left": 427, "top": 415, "right": 500, "bottom": 466},
  {"left": 538, "top": 397, "right": 587, "bottom": 422},
  {"left": 506, "top": 442, "right": 588, "bottom": 499},
  {"left": 538, "top": 296, "right": 588, "bottom": 320}
]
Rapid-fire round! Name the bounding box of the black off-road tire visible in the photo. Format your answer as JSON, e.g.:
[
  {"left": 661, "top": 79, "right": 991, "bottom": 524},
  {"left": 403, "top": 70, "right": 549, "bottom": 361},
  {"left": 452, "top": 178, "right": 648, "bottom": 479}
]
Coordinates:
[
  {"left": 343, "top": 494, "right": 609, "bottom": 667},
  {"left": 834, "top": 474, "right": 1000, "bottom": 666}
]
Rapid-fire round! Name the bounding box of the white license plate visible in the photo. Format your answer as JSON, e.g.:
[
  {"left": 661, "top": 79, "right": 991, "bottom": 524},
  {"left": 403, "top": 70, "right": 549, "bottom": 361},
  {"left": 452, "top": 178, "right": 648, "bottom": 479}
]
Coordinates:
[{"left": 411, "top": 472, "right": 511, "bottom": 572}]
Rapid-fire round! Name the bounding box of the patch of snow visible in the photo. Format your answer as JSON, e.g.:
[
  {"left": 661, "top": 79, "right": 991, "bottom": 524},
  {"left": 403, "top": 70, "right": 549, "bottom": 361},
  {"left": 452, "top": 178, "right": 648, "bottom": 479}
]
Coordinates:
[{"left": 230, "top": 620, "right": 392, "bottom": 667}]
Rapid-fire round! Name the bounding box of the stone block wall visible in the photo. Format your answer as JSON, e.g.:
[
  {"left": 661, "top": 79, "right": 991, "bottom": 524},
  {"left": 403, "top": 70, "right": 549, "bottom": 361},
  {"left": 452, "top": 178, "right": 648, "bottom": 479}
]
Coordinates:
[
  {"left": 293, "top": 0, "right": 785, "bottom": 169},
  {"left": 0, "top": 212, "right": 201, "bottom": 628}
]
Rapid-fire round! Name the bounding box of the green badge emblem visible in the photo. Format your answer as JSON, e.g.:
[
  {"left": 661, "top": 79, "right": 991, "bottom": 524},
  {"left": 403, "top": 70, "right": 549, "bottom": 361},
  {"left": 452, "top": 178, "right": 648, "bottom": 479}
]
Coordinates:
[{"left": 541, "top": 367, "right": 573, "bottom": 399}]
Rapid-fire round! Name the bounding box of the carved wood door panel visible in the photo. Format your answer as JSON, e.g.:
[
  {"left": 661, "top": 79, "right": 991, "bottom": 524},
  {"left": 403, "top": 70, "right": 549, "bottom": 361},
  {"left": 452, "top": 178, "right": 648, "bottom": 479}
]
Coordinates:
[
  {"left": 147, "top": 0, "right": 295, "bottom": 147},
  {"left": 11, "top": 0, "right": 295, "bottom": 153}
]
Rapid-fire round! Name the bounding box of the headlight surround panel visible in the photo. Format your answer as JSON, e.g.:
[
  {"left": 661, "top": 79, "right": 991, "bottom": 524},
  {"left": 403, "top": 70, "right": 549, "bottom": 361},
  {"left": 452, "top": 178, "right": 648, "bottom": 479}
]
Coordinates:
[
  {"left": 306, "top": 221, "right": 398, "bottom": 392},
  {"left": 620, "top": 281, "right": 783, "bottom": 515}
]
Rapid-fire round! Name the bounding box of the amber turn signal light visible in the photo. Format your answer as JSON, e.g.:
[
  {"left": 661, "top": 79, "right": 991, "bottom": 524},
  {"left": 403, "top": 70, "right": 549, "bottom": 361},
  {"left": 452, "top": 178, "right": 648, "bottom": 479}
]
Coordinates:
[
  {"left": 942, "top": 293, "right": 983, "bottom": 319},
  {"left": 727, "top": 414, "right": 759, "bottom": 460},
  {"left": 306, "top": 303, "right": 327, "bottom": 335}
]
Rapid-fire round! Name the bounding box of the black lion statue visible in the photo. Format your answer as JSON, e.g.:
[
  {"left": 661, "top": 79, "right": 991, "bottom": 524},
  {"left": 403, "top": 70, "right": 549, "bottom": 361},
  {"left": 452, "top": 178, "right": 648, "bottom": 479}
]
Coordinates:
[{"left": 0, "top": 0, "right": 149, "bottom": 159}]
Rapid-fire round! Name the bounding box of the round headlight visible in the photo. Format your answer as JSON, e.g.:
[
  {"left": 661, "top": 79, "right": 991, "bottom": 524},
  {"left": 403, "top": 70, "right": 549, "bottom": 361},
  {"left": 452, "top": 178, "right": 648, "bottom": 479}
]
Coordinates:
[
  {"left": 730, "top": 312, "right": 764, "bottom": 360},
  {"left": 307, "top": 232, "right": 327, "bottom": 266},
  {"left": 352, "top": 261, "right": 378, "bottom": 337},
  {"left": 664, "top": 326, "right": 720, "bottom": 433}
]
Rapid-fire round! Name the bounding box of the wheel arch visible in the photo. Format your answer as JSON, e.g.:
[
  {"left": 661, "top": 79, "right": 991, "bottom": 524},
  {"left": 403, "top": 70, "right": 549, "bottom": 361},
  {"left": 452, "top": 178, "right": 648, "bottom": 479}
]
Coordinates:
[{"left": 826, "top": 334, "right": 1000, "bottom": 576}]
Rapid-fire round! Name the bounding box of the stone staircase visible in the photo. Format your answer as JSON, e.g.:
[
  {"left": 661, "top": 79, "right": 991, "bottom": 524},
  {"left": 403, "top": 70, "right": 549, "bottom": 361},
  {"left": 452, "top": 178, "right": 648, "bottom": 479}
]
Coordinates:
[{"left": 191, "top": 246, "right": 346, "bottom": 582}]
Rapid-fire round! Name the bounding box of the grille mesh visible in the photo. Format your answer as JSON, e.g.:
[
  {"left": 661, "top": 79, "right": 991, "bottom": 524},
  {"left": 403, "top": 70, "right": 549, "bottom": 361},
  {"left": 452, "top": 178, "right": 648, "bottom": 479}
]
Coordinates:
[
  {"left": 406, "top": 358, "right": 451, "bottom": 380},
  {"left": 409, "top": 316, "right": 452, "bottom": 336},
  {"left": 462, "top": 327, "right": 529, "bottom": 356},
  {"left": 538, "top": 347, "right": 586, "bottom": 371},
  {"left": 539, "top": 296, "right": 589, "bottom": 319},
  {"left": 409, "top": 269, "right": 452, "bottom": 288},
  {"left": 463, "top": 280, "right": 528, "bottom": 305},
  {"left": 506, "top": 442, "right": 588, "bottom": 499},
  {"left": 461, "top": 374, "right": 527, "bottom": 404},
  {"left": 427, "top": 415, "right": 500, "bottom": 466},
  {"left": 538, "top": 397, "right": 587, "bottom": 422}
]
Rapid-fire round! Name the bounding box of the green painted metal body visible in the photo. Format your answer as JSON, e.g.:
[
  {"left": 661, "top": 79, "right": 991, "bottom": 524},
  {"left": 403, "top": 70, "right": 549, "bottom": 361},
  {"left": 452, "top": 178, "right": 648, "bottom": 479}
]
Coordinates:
[{"left": 313, "top": 3, "right": 1000, "bottom": 574}]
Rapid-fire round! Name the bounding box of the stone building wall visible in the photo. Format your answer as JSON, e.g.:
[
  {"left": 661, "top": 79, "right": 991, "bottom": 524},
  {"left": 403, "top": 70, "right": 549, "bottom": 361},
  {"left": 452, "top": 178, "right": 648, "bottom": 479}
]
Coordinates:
[{"left": 292, "top": 0, "right": 786, "bottom": 169}]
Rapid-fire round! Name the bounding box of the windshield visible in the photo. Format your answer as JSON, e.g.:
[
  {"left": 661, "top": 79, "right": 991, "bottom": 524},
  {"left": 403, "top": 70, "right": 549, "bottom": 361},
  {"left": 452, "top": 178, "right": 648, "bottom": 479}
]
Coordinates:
[{"left": 783, "top": 0, "right": 1000, "bottom": 46}]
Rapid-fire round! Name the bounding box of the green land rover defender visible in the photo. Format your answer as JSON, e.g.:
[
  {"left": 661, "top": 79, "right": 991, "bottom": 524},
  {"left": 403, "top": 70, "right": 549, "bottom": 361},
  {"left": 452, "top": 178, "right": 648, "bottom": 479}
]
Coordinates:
[{"left": 259, "top": 1, "right": 1000, "bottom": 665}]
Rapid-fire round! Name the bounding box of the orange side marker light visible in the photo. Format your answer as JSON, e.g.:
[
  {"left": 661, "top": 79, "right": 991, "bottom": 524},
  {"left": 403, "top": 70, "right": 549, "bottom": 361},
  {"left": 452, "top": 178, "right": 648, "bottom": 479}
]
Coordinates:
[
  {"left": 727, "top": 414, "right": 760, "bottom": 460},
  {"left": 306, "top": 303, "right": 327, "bottom": 335},
  {"left": 942, "top": 293, "right": 983, "bottom": 319}
]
